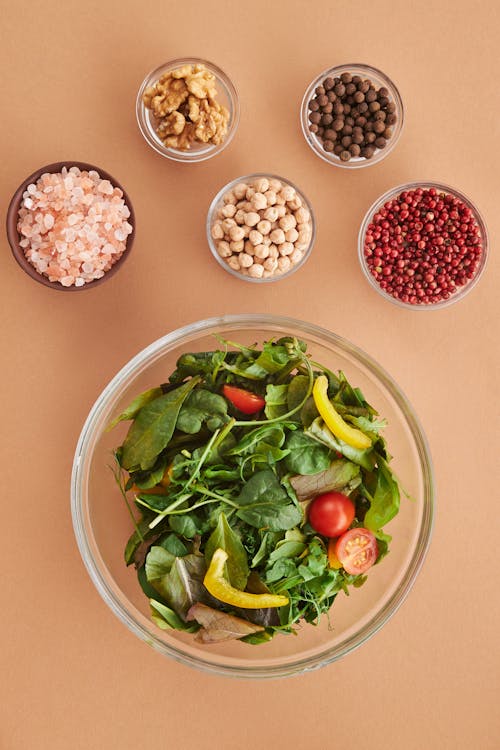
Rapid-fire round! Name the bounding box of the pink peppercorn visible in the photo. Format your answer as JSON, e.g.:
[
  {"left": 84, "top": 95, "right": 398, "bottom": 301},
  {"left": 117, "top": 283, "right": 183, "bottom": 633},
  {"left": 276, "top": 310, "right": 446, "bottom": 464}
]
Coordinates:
[{"left": 363, "top": 186, "right": 485, "bottom": 306}]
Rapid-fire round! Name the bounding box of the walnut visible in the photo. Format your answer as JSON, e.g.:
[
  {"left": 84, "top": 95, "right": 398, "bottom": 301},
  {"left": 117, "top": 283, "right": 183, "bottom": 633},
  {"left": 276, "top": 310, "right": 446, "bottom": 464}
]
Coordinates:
[{"left": 142, "top": 63, "right": 230, "bottom": 150}]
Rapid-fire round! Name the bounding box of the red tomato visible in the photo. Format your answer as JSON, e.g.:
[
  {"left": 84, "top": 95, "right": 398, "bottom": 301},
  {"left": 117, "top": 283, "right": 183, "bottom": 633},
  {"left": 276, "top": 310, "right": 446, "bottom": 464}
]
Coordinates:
[
  {"left": 308, "top": 492, "right": 355, "bottom": 537},
  {"left": 335, "top": 528, "right": 378, "bottom": 575},
  {"left": 222, "top": 385, "right": 266, "bottom": 415}
]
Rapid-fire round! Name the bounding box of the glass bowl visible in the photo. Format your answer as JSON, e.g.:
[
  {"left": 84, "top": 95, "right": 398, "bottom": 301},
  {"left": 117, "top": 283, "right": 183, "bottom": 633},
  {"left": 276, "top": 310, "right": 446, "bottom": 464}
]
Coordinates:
[
  {"left": 206, "top": 174, "right": 316, "bottom": 283},
  {"left": 71, "top": 314, "right": 434, "bottom": 678},
  {"left": 6, "top": 161, "right": 135, "bottom": 291},
  {"left": 300, "top": 63, "right": 404, "bottom": 169},
  {"left": 358, "top": 181, "right": 488, "bottom": 310},
  {"left": 136, "top": 57, "right": 239, "bottom": 163}
]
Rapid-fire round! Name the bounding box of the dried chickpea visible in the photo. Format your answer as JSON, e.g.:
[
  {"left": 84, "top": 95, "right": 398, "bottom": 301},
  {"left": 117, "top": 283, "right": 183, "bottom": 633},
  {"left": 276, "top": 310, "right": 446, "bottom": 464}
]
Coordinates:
[
  {"left": 233, "top": 183, "right": 248, "bottom": 200},
  {"left": 223, "top": 191, "right": 236, "bottom": 205},
  {"left": 217, "top": 240, "right": 232, "bottom": 258},
  {"left": 269, "top": 178, "right": 282, "bottom": 192},
  {"left": 251, "top": 193, "right": 267, "bottom": 211},
  {"left": 211, "top": 221, "right": 224, "bottom": 240},
  {"left": 287, "top": 196, "right": 302, "bottom": 211},
  {"left": 254, "top": 244, "right": 270, "bottom": 259},
  {"left": 239, "top": 252, "right": 253, "bottom": 268},
  {"left": 285, "top": 227, "right": 299, "bottom": 243},
  {"left": 221, "top": 203, "right": 237, "bottom": 218},
  {"left": 278, "top": 242, "right": 294, "bottom": 256},
  {"left": 264, "top": 257, "right": 278, "bottom": 272},
  {"left": 257, "top": 219, "right": 272, "bottom": 236},
  {"left": 278, "top": 256, "right": 291, "bottom": 273},
  {"left": 276, "top": 205, "right": 287, "bottom": 218},
  {"left": 254, "top": 177, "right": 269, "bottom": 193},
  {"left": 268, "top": 244, "right": 279, "bottom": 259},
  {"left": 280, "top": 185, "right": 296, "bottom": 202},
  {"left": 270, "top": 228, "right": 286, "bottom": 245},
  {"left": 244, "top": 240, "right": 256, "bottom": 255},
  {"left": 290, "top": 248, "right": 303, "bottom": 264},
  {"left": 234, "top": 209, "right": 246, "bottom": 224},
  {"left": 244, "top": 212, "right": 260, "bottom": 227},
  {"left": 222, "top": 218, "right": 236, "bottom": 233},
  {"left": 248, "top": 263, "right": 264, "bottom": 278},
  {"left": 264, "top": 190, "right": 277, "bottom": 206},
  {"left": 249, "top": 229, "right": 263, "bottom": 246},
  {"left": 295, "top": 207, "right": 311, "bottom": 224},
  {"left": 230, "top": 239, "right": 245, "bottom": 253},
  {"left": 275, "top": 194, "right": 286, "bottom": 206},
  {"left": 227, "top": 256, "right": 241, "bottom": 270},
  {"left": 279, "top": 214, "right": 297, "bottom": 231},
  {"left": 229, "top": 225, "right": 245, "bottom": 242},
  {"left": 263, "top": 206, "right": 279, "bottom": 222},
  {"left": 245, "top": 186, "right": 256, "bottom": 200}
]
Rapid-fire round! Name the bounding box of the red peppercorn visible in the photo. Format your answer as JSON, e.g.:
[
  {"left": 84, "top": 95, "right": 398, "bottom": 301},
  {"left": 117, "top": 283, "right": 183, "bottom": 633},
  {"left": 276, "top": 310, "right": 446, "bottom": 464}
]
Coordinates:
[{"left": 363, "top": 187, "right": 484, "bottom": 305}]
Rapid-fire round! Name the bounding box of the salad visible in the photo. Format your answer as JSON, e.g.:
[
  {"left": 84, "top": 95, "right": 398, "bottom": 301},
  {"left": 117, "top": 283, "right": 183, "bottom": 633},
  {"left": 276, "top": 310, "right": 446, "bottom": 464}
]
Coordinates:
[{"left": 110, "top": 337, "right": 402, "bottom": 645}]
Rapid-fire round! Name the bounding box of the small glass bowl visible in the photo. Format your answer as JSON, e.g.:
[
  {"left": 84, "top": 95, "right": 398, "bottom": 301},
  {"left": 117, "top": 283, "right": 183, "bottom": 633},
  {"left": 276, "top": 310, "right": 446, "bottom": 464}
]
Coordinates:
[
  {"left": 300, "top": 63, "right": 404, "bottom": 169},
  {"left": 206, "top": 173, "right": 316, "bottom": 283},
  {"left": 358, "top": 181, "right": 488, "bottom": 310},
  {"left": 136, "top": 57, "right": 239, "bottom": 163},
  {"left": 6, "top": 161, "right": 135, "bottom": 291}
]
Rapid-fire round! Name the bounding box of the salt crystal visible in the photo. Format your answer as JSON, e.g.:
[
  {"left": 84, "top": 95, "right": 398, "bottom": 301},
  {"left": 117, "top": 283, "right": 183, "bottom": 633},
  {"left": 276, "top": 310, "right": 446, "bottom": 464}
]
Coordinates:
[
  {"left": 55, "top": 241, "right": 67, "bottom": 252},
  {"left": 69, "top": 166, "right": 81, "bottom": 175},
  {"left": 60, "top": 276, "right": 74, "bottom": 286},
  {"left": 27, "top": 184, "right": 36, "bottom": 195},
  {"left": 75, "top": 278, "right": 85, "bottom": 287},
  {"left": 89, "top": 170, "right": 99, "bottom": 180},
  {"left": 65, "top": 229, "right": 76, "bottom": 242},
  {"left": 67, "top": 214, "right": 79, "bottom": 226},
  {"left": 114, "top": 229, "right": 126, "bottom": 241},
  {"left": 19, "top": 239, "right": 29, "bottom": 248},
  {"left": 44, "top": 213, "right": 54, "bottom": 229},
  {"left": 82, "top": 261, "right": 94, "bottom": 273},
  {"left": 104, "top": 222, "right": 112, "bottom": 230},
  {"left": 23, "top": 198, "right": 34, "bottom": 209}
]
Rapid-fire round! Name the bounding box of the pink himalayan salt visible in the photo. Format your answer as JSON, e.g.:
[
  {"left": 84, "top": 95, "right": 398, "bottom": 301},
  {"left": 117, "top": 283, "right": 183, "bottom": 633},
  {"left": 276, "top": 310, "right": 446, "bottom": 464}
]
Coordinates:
[{"left": 17, "top": 166, "right": 133, "bottom": 286}]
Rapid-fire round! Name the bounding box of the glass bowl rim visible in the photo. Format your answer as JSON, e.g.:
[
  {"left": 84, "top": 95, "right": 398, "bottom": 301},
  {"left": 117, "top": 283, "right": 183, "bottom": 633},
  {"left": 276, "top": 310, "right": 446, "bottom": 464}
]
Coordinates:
[
  {"left": 357, "top": 180, "right": 489, "bottom": 310},
  {"left": 300, "top": 62, "right": 404, "bottom": 170},
  {"left": 71, "top": 313, "right": 434, "bottom": 678},
  {"left": 206, "top": 173, "right": 316, "bottom": 283},
  {"left": 135, "top": 56, "right": 240, "bottom": 163}
]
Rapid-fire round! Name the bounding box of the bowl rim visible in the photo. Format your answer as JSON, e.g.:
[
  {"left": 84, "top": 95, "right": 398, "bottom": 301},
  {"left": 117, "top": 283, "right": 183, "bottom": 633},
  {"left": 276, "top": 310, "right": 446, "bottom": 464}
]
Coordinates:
[
  {"left": 300, "top": 62, "right": 404, "bottom": 170},
  {"left": 136, "top": 56, "right": 240, "bottom": 163},
  {"left": 6, "top": 161, "right": 135, "bottom": 291},
  {"left": 71, "top": 314, "right": 435, "bottom": 678},
  {"left": 206, "top": 173, "right": 316, "bottom": 283},
  {"left": 357, "top": 180, "right": 489, "bottom": 310}
]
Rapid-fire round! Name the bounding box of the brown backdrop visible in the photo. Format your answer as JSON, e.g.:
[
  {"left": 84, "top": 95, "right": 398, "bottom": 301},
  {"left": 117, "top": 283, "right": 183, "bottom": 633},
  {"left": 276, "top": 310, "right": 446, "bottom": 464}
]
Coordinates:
[{"left": 2, "top": 1, "right": 499, "bottom": 748}]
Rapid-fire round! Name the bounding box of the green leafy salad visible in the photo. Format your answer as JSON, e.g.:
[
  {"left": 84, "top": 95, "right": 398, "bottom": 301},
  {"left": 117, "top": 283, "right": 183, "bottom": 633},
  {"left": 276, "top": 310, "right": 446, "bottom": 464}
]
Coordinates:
[{"left": 110, "top": 337, "right": 402, "bottom": 645}]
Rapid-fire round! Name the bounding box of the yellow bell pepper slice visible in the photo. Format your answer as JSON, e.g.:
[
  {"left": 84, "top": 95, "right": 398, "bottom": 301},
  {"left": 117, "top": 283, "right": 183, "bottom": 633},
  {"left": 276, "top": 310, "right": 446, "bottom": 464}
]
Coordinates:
[
  {"left": 204, "top": 549, "right": 289, "bottom": 609},
  {"left": 313, "top": 375, "right": 372, "bottom": 450}
]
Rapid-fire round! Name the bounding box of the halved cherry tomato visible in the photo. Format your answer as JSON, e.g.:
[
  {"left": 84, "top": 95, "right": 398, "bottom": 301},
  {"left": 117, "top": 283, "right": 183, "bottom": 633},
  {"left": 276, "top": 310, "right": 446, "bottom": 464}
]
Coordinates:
[
  {"left": 222, "top": 385, "right": 266, "bottom": 415},
  {"left": 335, "top": 528, "right": 378, "bottom": 575},
  {"left": 308, "top": 491, "right": 355, "bottom": 538}
]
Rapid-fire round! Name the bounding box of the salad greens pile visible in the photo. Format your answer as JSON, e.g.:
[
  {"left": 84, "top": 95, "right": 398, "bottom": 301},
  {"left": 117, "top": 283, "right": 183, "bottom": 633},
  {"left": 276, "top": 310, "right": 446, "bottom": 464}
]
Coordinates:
[{"left": 110, "top": 336, "right": 402, "bottom": 645}]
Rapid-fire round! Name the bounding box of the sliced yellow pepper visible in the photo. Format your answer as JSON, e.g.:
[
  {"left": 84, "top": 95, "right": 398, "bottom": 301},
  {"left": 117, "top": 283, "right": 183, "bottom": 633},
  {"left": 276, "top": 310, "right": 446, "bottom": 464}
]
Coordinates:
[
  {"left": 204, "top": 549, "right": 289, "bottom": 609},
  {"left": 313, "top": 375, "right": 372, "bottom": 450}
]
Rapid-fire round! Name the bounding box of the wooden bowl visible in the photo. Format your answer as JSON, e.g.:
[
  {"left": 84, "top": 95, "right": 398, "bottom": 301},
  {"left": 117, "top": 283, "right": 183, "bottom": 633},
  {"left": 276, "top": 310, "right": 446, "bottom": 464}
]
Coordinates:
[{"left": 6, "top": 161, "right": 135, "bottom": 291}]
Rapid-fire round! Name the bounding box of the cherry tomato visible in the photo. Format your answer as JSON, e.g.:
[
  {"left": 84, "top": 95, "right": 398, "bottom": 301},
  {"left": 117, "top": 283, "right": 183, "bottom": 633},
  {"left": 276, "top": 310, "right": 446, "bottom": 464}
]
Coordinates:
[
  {"left": 335, "top": 528, "right": 378, "bottom": 575},
  {"left": 308, "top": 492, "right": 355, "bottom": 537},
  {"left": 222, "top": 385, "right": 266, "bottom": 415}
]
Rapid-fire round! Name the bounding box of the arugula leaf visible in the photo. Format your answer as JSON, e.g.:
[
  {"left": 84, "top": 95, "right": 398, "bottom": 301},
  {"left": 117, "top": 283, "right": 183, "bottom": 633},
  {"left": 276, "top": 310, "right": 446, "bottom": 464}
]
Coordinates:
[
  {"left": 205, "top": 513, "right": 249, "bottom": 590},
  {"left": 106, "top": 387, "right": 163, "bottom": 431},
  {"left": 284, "top": 431, "right": 331, "bottom": 475},
  {"left": 264, "top": 384, "right": 289, "bottom": 420},
  {"left": 121, "top": 377, "right": 200, "bottom": 470},
  {"left": 236, "top": 470, "right": 302, "bottom": 531},
  {"left": 364, "top": 456, "right": 400, "bottom": 531},
  {"left": 176, "top": 389, "right": 229, "bottom": 434},
  {"left": 289, "top": 459, "right": 361, "bottom": 501}
]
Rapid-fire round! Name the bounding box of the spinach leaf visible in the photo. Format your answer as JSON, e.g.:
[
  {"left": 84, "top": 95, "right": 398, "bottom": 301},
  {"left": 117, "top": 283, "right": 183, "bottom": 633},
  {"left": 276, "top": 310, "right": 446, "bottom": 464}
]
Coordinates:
[
  {"left": 227, "top": 423, "right": 288, "bottom": 456},
  {"left": 264, "top": 384, "right": 289, "bottom": 420},
  {"left": 364, "top": 456, "right": 400, "bottom": 531},
  {"left": 284, "top": 431, "right": 331, "bottom": 475},
  {"left": 107, "top": 387, "right": 163, "bottom": 431},
  {"left": 176, "top": 389, "right": 229, "bottom": 434},
  {"left": 245, "top": 343, "right": 290, "bottom": 376},
  {"left": 374, "top": 529, "right": 392, "bottom": 564},
  {"left": 236, "top": 470, "right": 302, "bottom": 531},
  {"left": 130, "top": 454, "right": 168, "bottom": 490},
  {"left": 121, "top": 377, "right": 200, "bottom": 470},
  {"left": 205, "top": 513, "right": 249, "bottom": 590},
  {"left": 287, "top": 375, "right": 310, "bottom": 412},
  {"left": 300, "top": 396, "right": 319, "bottom": 427},
  {"left": 150, "top": 599, "right": 199, "bottom": 632},
  {"left": 145, "top": 545, "right": 176, "bottom": 584},
  {"left": 289, "top": 459, "right": 361, "bottom": 501},
  {"left": 168, "top": 351, "right": 229, "bottom": 384},
  {"left": 159, "top": 533, "right": 188, "bottom": 557},
  {"left": 307, "top": 417, "right": 375, "bottom": 471},
  {"left": 169, "top": 514, "right": 200, "bottom": 539}
]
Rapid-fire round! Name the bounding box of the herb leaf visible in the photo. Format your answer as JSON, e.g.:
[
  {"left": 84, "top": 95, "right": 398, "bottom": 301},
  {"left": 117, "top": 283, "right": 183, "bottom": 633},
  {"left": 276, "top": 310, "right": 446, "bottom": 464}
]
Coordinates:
[
  {"left": 177, "top": 389, "right": 229, "bottom": 434},
  {"left": 106, "top": 387, "right": 163, "bottom": 431},
  {"left": 284, "top": 431, "right": 331, "bottom": 475},
  {"left": 364, "top": 456, "right": 400, "bottom": 531},
  {"left": 236, "top": 470, "right": 302, "bottom": 531}
]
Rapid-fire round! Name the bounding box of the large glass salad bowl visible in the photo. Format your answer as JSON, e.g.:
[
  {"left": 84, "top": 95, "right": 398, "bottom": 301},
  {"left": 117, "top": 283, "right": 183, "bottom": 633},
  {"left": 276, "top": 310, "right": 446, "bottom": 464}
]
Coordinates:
[{"left": 71, "top": 315, "right": 434, "bottom": 678}]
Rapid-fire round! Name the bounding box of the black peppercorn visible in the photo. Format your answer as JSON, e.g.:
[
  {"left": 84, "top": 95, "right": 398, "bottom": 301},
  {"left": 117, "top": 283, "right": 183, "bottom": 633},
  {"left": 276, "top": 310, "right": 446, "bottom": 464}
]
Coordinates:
[
  {"left": 349, "top": 143, "right": 361, "bottom": 157},
  {"left": 340, "top": 150, "right": 351, "bottom": 161},
  {"left": 342, "top": 124, "right": 353, "bottom": 136},
  {"left": 341, "top": 135, "right": 352, "bottom": 147},
  {"left": 365, "top": 89, "right": 377, "bottom": 103},
  {"left": 353, "top": 91, "right": 365, "bottom": 103},
  {"left": 317, "top": 94, "right": 329, "bottom": 107},
  {"left": 323, "top": 139, "right": 334, "bottom": 152},
  {"left": 332, "top": 118, "right": 344, "bottom": 131},
  {"left": 373, "top": 120, "right": 386, "bottom": 134},
  {"left": 333, "top": 101, "right": 344, "bottom": 114},
  {"left": 346, "top": 82, "right": 356, "bottom": 95},
  {"left": 368, "top": 101, "right": 381, "bottom": 112},
  {"left": 321, "top": 113, "right": 333, "bottom": 126},
  {"left": 323, "top": 77, "right": 335, "bottom": 91},
  {"left": 374, "top": 136, "right": 387, "bottom": 148},
  {"left": 334, "top": 83, "right": 346, "bottom": 96},
  {"left": 309, "top": 112, "right": 321, "bottom": 124},
  {"left": 340, "top": 72, "right": 352, "bottom": 84}
]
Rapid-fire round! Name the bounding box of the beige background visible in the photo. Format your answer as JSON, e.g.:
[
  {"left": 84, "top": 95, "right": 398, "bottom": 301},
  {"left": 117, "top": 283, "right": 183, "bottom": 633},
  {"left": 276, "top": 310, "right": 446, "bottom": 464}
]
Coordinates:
[{"left": 2, "top": 1, "right": 499, "bottom": 748}]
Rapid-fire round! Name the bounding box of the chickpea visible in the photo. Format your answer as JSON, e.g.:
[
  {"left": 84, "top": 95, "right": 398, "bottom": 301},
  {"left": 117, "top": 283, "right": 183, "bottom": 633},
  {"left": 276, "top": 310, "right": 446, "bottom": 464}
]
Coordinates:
[
  {"left": 254, "top": 177, "right": 269, "bottom": 193},
  {"left": 227, "top": 256, "right": 241, "bottom": 270},
  {"left": 295, "top": 207, "right": 311, "bottom": 224},
  {"left": 278, "top": 256, "right": 291, "bottom": 273},
  {"left": 233, "top": 182, "right": 248, "bottom": 200},
  {"left": 287, "top": 196, "right": 302, "bottom": 210},
  {"left": 239, "top": 252, "right": 253, "bottom": 268},
  {"left": 251, "top": 192, "right": 267, "bottom": 211},
  {"left": 280, "top": 185, "right": 296, "bottom": 202},
  {"left": 279, "top": 214, "right": 297, "bottom": 232},
  {"left": 268, "top": 178, "right": 282, "bottom": 192},
  {"left": 263, "top": 256, "right": 278, "bottom": 272},
  {"left": 229, "top": 225, "right": 245, "bottom": 242},
  {"left": 244, "top": 212, "right": 260, "bottom": 227},
  {"left": 222, "top": 218, "right": 237, "bottom": 233},
  {"left": 221, "top": 203, "right": 237, "bottom": 218},
  {"left": 230, "top": 239, "right": 245, "bottom": 252},
  {"left": 217, "top": 240, "right": 232, "bottom": 258},
  {"left": 222, "top": 190, "right": 237, "bottom": 205},
  {"left": 244, "top": 240, "right": 256, "bottom": 255},
  {"left": 254, "top": 244, "right": 270, "bottom": 259},
  {"left": 249, "top": 229, "right": 263, "bottom": 246},
  {"left": 270, "top": 228, "right": 286, "bottom": 245},
  {"left": 285, "top": 227, "right": 299, "bottom": 243},
  {"left": 276, "top": 194, "right": 286, "bottom": 206},
  {"left": 290, "top": 248, "right": 303, "bottom": 264},
  {"left": 257, "top": 219, "right": 272, "bottom": 236},
  {"left": 278, "top": 242, "right": 294, "bottom": 256},
  {"left": 264, "top": 190, "right": 277, "bottom": 206},
  {"left": 245, "top": 186, "right": 256, "bottom": 200},
  {"left": 248, "top": 263, "right": 264, "bottom": 278},
  {"left": 242, "top": 224, "right": 250, "bottom": 238},
  {"left": 263, "top": 206, "right": 279, "bottom": 222},
  {"left": 276, "top": 205, "right": 287, "bottom": 218},
  {"left": 268, "top": 244, "right": 279, "bottom": 259},
  {"left": 211, "top": 221, "right": 224, "bottom": 240}
]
